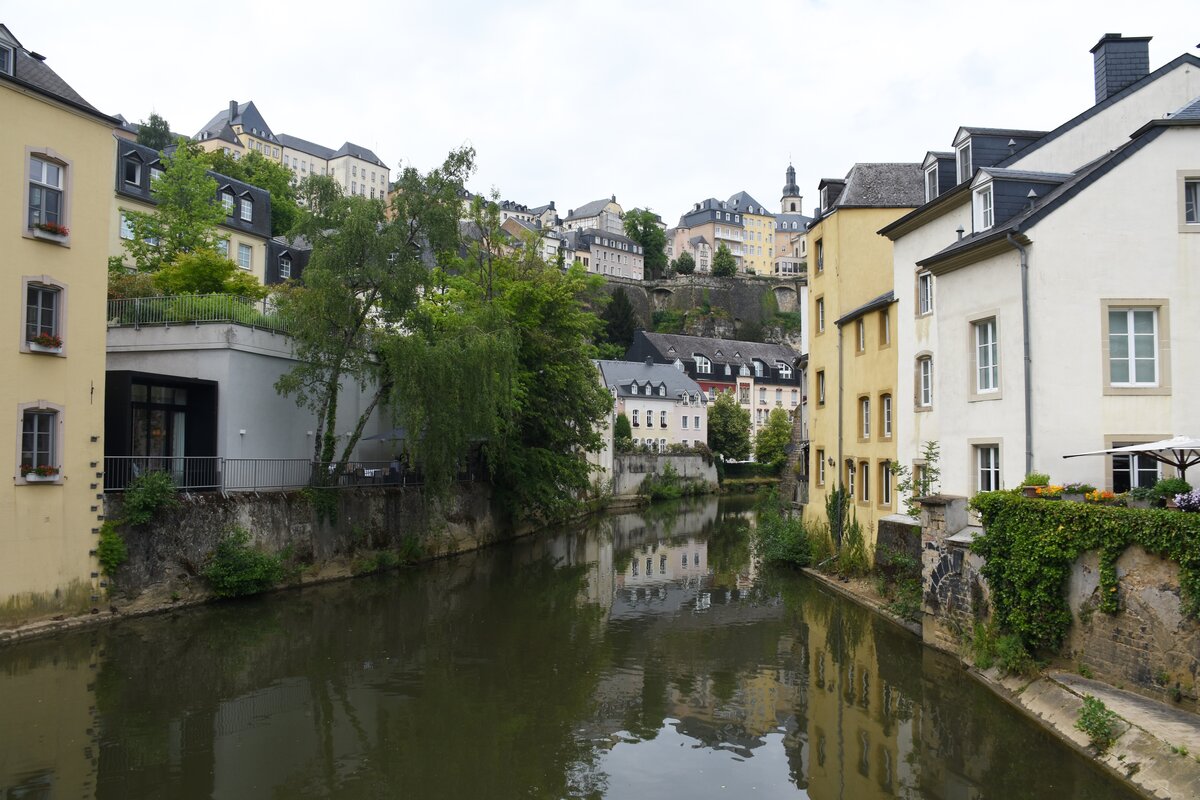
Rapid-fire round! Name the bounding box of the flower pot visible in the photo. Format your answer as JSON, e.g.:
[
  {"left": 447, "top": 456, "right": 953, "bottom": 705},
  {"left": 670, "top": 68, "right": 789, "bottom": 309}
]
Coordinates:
[
  {"left": 22, "top": 473, "right": 59, "bottom": 483},
  {"left": 31, "top": 227, "right": 67, "bottom": 244},
  {"left": 1063, "top": 493, "right": 1085, "bottom": 503},
  {"left": 1166, "top": 498, "right": 1180, "bottom": 510},
  {"left": 28, "top": 341, "right": 63, "bottom": 354},
  {"left": 1128, "top": 499, "right": 1152, "bottom": 509},
  {"left": 1022, "top": 486, "right": 1043, "bottom": 498}
]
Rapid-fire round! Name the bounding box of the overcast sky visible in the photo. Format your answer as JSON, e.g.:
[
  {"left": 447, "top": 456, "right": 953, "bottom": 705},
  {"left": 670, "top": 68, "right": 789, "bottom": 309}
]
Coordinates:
[{"left": 8, "top": 1, "right": 1197, "bottom": 225}]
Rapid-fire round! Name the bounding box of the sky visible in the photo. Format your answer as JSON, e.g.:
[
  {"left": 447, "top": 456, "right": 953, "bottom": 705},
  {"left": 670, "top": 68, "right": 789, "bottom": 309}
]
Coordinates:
[{"left": 6, "top": 1, "right": 1197, "bottom": 226}]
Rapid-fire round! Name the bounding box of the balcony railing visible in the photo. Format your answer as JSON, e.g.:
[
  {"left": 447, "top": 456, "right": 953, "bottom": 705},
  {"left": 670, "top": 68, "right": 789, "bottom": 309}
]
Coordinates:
[
  {"left": 107, "top": 294, "right": 292, "bottom": 334},
  {"left": 101, "top": 456, "right": 474, "bottom": 493}
]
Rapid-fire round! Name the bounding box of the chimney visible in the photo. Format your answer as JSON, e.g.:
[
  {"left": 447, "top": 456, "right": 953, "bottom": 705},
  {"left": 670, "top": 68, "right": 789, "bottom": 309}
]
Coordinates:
[
  {"left": 229, "top": 100, "right": 238, "bottom": 121},
  {"left": 645, "top": 357, "right": 653, "bottom": 367},
  {"left": 1090, "top": 34, "right": 1151, "bottom": 104}
]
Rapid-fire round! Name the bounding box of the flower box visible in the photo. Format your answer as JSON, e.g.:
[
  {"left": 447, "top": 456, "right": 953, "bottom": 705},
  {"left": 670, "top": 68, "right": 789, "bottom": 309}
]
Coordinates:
[
  {"left": 28, "top": 341, "right": 63, "bottom": 354},
  {"left": 22, "top": 473, "right": 59, "bottom": 483},
  {"left": 1127, "top": 499, "right": 1152, "bottom": 509},
  {"left": 1063, "top": 492, "right": 1086, "bottom": 503},
  {"left": 1021, "top": 486, "right": 1042, "bottom": 498},
  {"left": 31, "top": 227, "right": 68, "bottom": 244}
]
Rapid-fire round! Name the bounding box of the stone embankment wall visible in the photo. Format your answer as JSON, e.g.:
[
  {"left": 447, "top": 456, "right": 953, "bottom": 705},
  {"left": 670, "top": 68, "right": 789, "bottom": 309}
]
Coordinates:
[
  {"left": 610, "top": 454, "right": 717, "bottom": 498},
  {"left": 918, "top": 495, "right": 1200, "bottom": 708},
  {"left": 105, "top": 483, "right": 504, "bottom": 600}
]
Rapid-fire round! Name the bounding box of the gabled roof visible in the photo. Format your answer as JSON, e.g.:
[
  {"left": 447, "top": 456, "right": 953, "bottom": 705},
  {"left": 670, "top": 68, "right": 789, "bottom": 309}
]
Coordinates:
[
  {"left": 922, "top": 151, "right": 953, "bottom": 168},
  {"left": 596, "top": 359, "right": 704, "bottom": 401},
  {"left": 0, "top": 25, "right": 114, "bottom": 124},
  {"left": 953, "top": 126, "right": 1048, "bottom": 146},
  {"left": 332, "top": 141, "right": 385, "bottom": 166},
  {"left": 727, "top": 191, "right": 771, "bottom": 215},
  {"left": 775, "top": 212, "right": 812, "bottom": 229},
  {"left": 277, "top": 133, "right": 335, "bottom": 160},
  {"left": 565, "top": 197, "right": 615, "bottom": 220},
  {"left": 974, "top": 167, "right": 1074, "bottom": 184},
  {"left": 196, "top": 100, "right": 276, "bottom": 141},
  {"left": 633, "top": 331, "right": 799, "bottom": 367},
  {"left": 835, "top": 291, "right": 895, "bottom": 327},
  {"left": 830, "top": 163, "right": 924, "bottom": 208}
]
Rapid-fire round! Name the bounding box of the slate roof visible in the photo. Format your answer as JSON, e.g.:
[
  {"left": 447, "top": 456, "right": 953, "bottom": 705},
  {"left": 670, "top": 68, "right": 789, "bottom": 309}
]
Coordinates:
[
  {"left": 688, "top": 235, "right": 710, "bottom": 247},
  {"left": 976, "top": 167, "right": 1074, "bottom": 183},
  {"left": 835, "top": 291, "right": 895, "bottom": 327},
  {"left": 0, "top": 24, "right": 114, "bottom": 123},
  {"left": 957, "top": 126, "right": 1049, "bottom": 139},
  {"left": 832, "top": 163, "right": 924, "bottom": 208},
  {"left": 565, "top": 197, "right": 614, "bottom": 220},
  {"left": 632, "top": 331, "right": 799, "bottom": 368},
  {"left": 1169, "top": 95, "right": 1200, "bottom": 120},
  {"left": 775, "top": 212, "right": 812, "bottom": 230},
  {"left": 596, "top": 360, "right": 704, "bottom": 401},
  {"left": 727, "top": 191, "right": 770, "bottom": 215},
  {"left": 332, "top": 141, "right": 385, "bottom": 165},
  {"left": 277, "top": 132, "right": 336, "bottom": 160},
  {"left": 196, "top": 101, "right": 276, "bottom": 141}
]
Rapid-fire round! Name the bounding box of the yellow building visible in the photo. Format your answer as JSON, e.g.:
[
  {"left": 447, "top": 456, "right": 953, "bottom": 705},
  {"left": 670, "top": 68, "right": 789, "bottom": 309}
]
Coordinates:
[
  {"left": 0, "top": 24, "right": 115, "bottom": 623},
  {"left": 805, "top": 164, "right": 922, "bottom": 549},
  {"left": 727, "top": 191, "right": 776, "bottom": 274}
]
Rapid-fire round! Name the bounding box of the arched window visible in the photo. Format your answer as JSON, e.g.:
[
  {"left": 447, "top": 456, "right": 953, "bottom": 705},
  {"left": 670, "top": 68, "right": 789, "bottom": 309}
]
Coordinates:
[{"left": 777, "top": 361, "right": 792, "bottom": 379}]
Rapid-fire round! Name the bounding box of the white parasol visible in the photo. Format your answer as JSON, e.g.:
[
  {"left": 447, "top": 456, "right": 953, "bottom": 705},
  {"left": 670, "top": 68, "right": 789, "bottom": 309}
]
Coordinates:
[{"left": 1062, "top": 435, "right": 1200, "bottom": 481}]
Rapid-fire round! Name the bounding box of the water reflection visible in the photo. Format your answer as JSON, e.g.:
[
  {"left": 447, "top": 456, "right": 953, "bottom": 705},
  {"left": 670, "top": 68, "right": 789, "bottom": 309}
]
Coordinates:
[{"left": 0, "top": 497, "right": 1137, "bottom": 799}]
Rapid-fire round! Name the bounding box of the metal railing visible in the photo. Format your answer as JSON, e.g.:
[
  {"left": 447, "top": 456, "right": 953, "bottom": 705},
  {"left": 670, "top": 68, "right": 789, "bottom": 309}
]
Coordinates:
[
  {"left": 103, "top": 456, "right": 451, "bottom": 493},
  {"left": 107, "top": 295, "right": 292, "bottom": 334}
]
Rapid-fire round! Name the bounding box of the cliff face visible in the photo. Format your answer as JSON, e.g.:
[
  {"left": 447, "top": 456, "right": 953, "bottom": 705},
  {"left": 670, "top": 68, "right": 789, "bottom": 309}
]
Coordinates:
[{"left": 601, "top": 274, "right": 806, "bottom": 348}]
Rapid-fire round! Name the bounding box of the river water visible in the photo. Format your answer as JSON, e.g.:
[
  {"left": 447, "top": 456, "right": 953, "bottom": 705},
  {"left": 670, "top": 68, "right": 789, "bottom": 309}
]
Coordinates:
[{"left": 1, "top": 497, "right": 1138, "bottom": 799}]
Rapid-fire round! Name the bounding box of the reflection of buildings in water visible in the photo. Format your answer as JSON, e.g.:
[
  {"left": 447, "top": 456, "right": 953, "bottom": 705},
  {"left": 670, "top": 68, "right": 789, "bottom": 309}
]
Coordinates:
[
  {"left": 0, "top": 641, "right": 100, "bottom": 798},
  {"left": 620, "top": 539, "right": 708, "bottom": 589}
]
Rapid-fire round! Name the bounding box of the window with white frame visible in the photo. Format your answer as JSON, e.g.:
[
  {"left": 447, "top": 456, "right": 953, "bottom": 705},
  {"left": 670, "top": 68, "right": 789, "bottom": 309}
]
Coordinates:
[
  {"left": 237, "top": 243, "right": 252, "bottom": 270},
  {"left": 25, "top": 283, "right": 60, "bottom": 343},
  {"left": 816, "top": 239, "right": 824, "bottom": 272},
  {"left": 957, "top": 141, "right": 972, "bottom": 183},
  {"left": 777, "top": 361, "right": 792, "bottom": 379},
  {"left": 1108, "top": 308, "right": 1157, "bottom": 386},
  {"left": 918, "top": 357, "right": 933, "bottom": 407},
  {"left": 150, "top": 166, "right": 163, "bottom": 184},
  {"left": 659, "top": 410, "right": 667, "bottom": 428},
  {"left": 221, "top": 192, "right": 235, "bottom": 214},
  {"left": 645, "top": 409, "right": 654, "bottom": 428},
  {"left": 976, "top": 445, "right": 1001, "bottom": 492},
  {"left": 847, "top": 462, "right": 855, "bottom": 497},
  {"left": 693, "top": 354, "right": 711, "bottom": 373},
  {"left": 632, "top": 409, "right": 639, "bottom": 427},
  {"left": 917, "top": 272, "right": 933, "bottom": 315},
  {"left": 859, "top": 461, "right": 870, "bottom": 502},
  {"left": 816, "top": 449, "right": 825, "bottom": 485},
  {"left": 759, "top": 387, "right": 767, "bottom": 405},
  {"left": 816, "top": 297, "right": 825, "bottom": 331},
  {"left": 880, "top": 309, "right": 890, "bottom": 345},
  {"left": 753, "top": 360, "right": 764, "bottom": 377},
  {"left": 239, "top": 197, "right": 253, "bottom": 222},
  {"left": 817, "top": 370, "right": 826, "bottom": 405},
  {"left": 123, "top": 157, "right": 141, "bottom": 186},
  {"left": 279, "top": 254, "right": 292, "bottom": 279},
  {"left": 682, "top": 415, "right": 689, "bottom": 429},
  {"left": 974, "top": 317, "right": 999, "bottom": 393},
  {"left": 1185, "top": 179, "right": 1199, "bottom": 224},
  {"left": 860, "top": 397, "right": 870, "bottom": 438},
  {"left": 28, "top": 156, "right": 63, "bottom": 229},
  {"left": 856, "top": 320, "right": 866, "bottom": 352},
  {"left": 1112, "top": 444, "right": 1160, "bottom": 493},
  {"left": 20, "top": 408, "right": 58, "bottom": 473},
  {"left": 216, "top": 238, "right": 229, "bottom": 257},
  {"left": 120, "top": 212, "right": 134, "bottom": 240},
  {"left": 925, "top": 166, "right": 939, "bottom": 202},
  {"left": 975, "top": 185, "right": 994, "bottom": 231},
  {"left": 880, "top": 462, "right": 892, "bottom": 506},
  {"left": 657, "top": 385, "right": 665, "bottom": 397},
  {"left": 0, "top": 43, "right": 12, "bottom": 76},
  {"left": 882, "top": 394, "right": 892, "bottom": 438},
  {"left": 693, "top": 415, "right": 699, "bottom": 429}
]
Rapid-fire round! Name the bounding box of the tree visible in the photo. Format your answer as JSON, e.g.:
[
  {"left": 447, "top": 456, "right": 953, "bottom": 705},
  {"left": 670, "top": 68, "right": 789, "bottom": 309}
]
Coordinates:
[
  {"left": 152, "top": 250, "right": 268, "bottom": 299},
  {"left": 613, "top": 413, "right": 632, "bottom": 451},
  {"left": 601, "top": 288, "right": 638, "bottom": 352},
  {"left": 203, "top": 149, "right": 302, "bottom": 237},
  {"left": 671, "top": 251, "right": 695, "bottom": 275},
  {"left": 711, "top": 243, "right": 737, "bottom": 277},
  {"left": 755, "top": 407, "right": 793, "bottom": 472},
  {"left": 623, "top": 208, "right": 668, "bottom": 279},
  {"left": 136, "top": 112, "right": 173, "bottom": 150},
  {"left": 707, "top": 392, "right": 750, "bottom": 461},
  {"left": 122, "top": 141, "right": 225, "bottom": 273}
]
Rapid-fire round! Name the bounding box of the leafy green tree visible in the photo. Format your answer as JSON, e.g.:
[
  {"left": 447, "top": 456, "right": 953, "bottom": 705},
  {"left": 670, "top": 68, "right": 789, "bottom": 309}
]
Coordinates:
[
  {"left": 203, "top": 149, "right": 301, "bottom": 237},
  {"left": 136, "top": 112, "right": 173, "bottom": 150},
  {"left": 601, "top": 287, "right": 638, "bottom": 351},
  {"left": 671, "top": 251, "right": 695, "bottom": 275},
  {"left": 122, "top": 141, "right": 225, "bottom": 273},
  {"left": 711, "top": 243, "right": 737, "bottom": 277},
  {"left": 623, "top": 208, "right": 667, "bottom": 279},
  {"left": 755, "top": 407, "right": 793, "bottom": 472},
  {"left": 707, "top": 392, "right": 750, "bottom": 461},
  {"left": 613, "top": 413, "right": 632, "bottom": 450},
  {"left": 153, "top": 250, "right": 268, "bottom": 299}
]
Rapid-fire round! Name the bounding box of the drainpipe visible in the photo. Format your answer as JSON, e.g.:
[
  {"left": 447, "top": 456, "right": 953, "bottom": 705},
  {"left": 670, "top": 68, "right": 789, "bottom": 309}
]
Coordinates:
[
  {"left": 837, "top": 324, "right": 844, "bottom": 487},
  {"left": 1007, "top": 233, "right": 1033, "bottom": 476}
]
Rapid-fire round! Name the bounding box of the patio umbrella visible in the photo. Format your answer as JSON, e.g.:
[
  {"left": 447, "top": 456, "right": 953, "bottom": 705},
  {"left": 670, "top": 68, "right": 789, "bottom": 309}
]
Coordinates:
[
  {"left": 1062, "top": 435, "right": 1200, "bottom": 481},
  {"left": 362, "top": 427, "right": 408, "bottom": 442}
]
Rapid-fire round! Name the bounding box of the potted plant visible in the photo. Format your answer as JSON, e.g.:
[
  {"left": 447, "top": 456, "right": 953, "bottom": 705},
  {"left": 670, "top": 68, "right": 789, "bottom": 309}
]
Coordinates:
[
  {"left": 1085, "top": 489, "right": 1116, "bottom": 505},
  {"left": 20, "top": 464, "right": 60, "bottom": 482},
  {"left": 27, "top": 332, "right": 63, "bottom": 353},
  {"left": 1062, "top": 482, "right": 1096, "bottom": 502},
  {"left": 1127, "top": 485, "right": 1157, "bottom": 509},
  {"left": 1036, "top": 484, "right": 1064, "bottom": 499},
  {"left": 1176, "top": 489, "right": 1200, "bottom": 512},
  {"left": 1154, "top": 477, "right": 1191, "bottom": 509},
  {"left": 31, "top": 221, "right": 69, "bottom": 242},
  {"left": 1021, "top": 471, "right": 1051, "bottom": 498}
]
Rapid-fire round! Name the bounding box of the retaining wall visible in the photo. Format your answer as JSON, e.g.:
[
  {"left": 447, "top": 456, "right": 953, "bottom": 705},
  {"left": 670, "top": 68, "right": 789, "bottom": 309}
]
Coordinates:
[{"left": 610, "top": 453, "right": 717, "bottom": 498}]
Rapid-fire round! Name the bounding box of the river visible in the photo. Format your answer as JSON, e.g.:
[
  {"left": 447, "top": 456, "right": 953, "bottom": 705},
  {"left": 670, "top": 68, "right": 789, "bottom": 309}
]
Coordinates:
[{"left": 0, "top": 496, "right": 1138, "bottom": 799}]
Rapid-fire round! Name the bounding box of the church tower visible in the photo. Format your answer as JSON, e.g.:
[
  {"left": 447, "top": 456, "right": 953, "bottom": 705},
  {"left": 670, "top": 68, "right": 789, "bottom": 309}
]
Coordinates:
[{"left": 781, "top": 164, "right": 802, "bottom": 214}]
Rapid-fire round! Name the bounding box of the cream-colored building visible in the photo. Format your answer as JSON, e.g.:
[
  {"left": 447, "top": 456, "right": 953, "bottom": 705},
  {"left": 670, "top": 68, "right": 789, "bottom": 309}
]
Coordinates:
[
  {"left": 671, "top": 190, "right": 776, "bottom": 274},
  {"left": 1, "top": 23, "right": 115, "bottom": 623},
  {"left": 726, "top": 191, "right": 775, "bottom": 274},
  {"left": 564, "top": 229, "right": 645, "bottom": 280},
  {"left": 596, "top": 359, "right": 708, "bottom": 452},
  {"left": 194, "top": 100, "right": 389, "bottom": 201},
  {"left": 562, "top": 196, "right": 624, "bottom": 235}
]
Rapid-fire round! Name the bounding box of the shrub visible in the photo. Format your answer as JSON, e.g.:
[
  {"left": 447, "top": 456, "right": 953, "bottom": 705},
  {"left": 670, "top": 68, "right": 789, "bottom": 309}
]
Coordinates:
[
  {"left": 1156, "top": 477, "right": 1192, "bottom": 503},
  {"left": 202, "top": 527, "right": 284, "bottom": 598},
  {"left": 123, "top": 470, "right": 180, "bottom": 526},
  {"left": 837, "top": 515, "right": 869, "bottom": 577},
  {"left": 97, "top": 522, "right": 128, "bottom": 576},
  {"left": 1075, "top": 695, "right": 1121, "bottom": 752},
  {"left": 755, "top": 502, "right": 811, "bottom": 567},
  {"left": 1021, "top": 472, "right": 1051, "bottom": 487},
  {"left": 1062, "top": 482, "right": 1097, "bottom": 496},
  {"left": 351, "top": 550, "right": 401, "bottom": 575}
]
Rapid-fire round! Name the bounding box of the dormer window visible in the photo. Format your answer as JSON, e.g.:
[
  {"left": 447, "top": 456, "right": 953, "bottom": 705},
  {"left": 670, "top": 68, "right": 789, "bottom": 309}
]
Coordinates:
[
  {"left": 753, "top": 360, "right": 764, "bottom": 377},
  {"left": 239, "top": 196, "right": 253, "bottom": 222},
  {"left": 740, "top": 364, "right": 750, "bottom": 377},
  {"left": 123, "top": 157, "right": 142, "bottom": 186},
  {"left": 925, "top": 165, "right": 939, "bottom": 202},
  {"left": 974, "top": 184, "right": 994, "bottom": 231},
  {"left": 658, "top": 385, "right": 666, "bottom": 397},
  {"left": 630, "top": 383, "right": 639, "bottom": 396},
  {"left": 777, "top": 361, "right": 792, "bottom": 379},
  {"left": 957, "top": 141, "right": 973, "bottom": 184},
  {"left": 150, "top": 164, "right": 163, "bottom": 184},
  {"left": 221, "top": 191, "right": 235, "bottom": 214},
  {"left": 279, "top": 254, "right": 292, "bottom": 279},
  {"left": 693, "top": 354, "right": 711, "bottom": 374},
  {"left": 0, "top": 43, "right": 13, "bottom": 76}
]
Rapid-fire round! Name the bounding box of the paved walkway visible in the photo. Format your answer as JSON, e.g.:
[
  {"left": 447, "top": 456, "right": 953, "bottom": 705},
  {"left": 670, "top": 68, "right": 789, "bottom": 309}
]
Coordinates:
[{"left": 1052, "top": 671, "right": 1200, "bottom": 754}]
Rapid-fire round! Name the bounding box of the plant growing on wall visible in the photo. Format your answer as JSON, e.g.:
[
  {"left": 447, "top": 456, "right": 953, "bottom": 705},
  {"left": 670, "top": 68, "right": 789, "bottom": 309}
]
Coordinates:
[
  {"left": 97, "top": 521, "right": 128, "bottom": 576},
  {"left": 122, "top": 470, "right": 180, "bottom": 526},
  {"left": 891, "top": 440, "right": 941, "bottom": 517},
  {"left": 202, "top": 527, "right": 285, "bottom": 598},
  {"left": 1075, "top": 695, "right": 1121, "bottom": 752}
]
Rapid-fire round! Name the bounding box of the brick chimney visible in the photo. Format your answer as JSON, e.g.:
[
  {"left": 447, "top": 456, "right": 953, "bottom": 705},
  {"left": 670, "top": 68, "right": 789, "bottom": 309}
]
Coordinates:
[
  {"left": 1090, "top": 34, "right": 1151, "bottom": 104},
  {"left": 228, "top": 99, "right": 238, "bottom": 121}
]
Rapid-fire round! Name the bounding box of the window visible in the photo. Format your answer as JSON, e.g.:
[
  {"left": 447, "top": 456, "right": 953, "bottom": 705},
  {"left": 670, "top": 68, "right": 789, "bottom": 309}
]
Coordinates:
[
  {"left": 817, "top": 370, "right": 826, "bottom": 405},
  {"left": 759, "top": 387, "right": 767, "bottom": 405},
  {"left": 815, "top": 239, "right": 824, "bottom": 272},
  {"left": 150, "top": 166, "right": 163, "bottom": 184},
  {"left": 816, "top": 297, "right": 825, "bottom": 332},
  {"left": 645, "top": 409, "right": 654, "bottom": 428},
  {"left": 239, "top": 197, "right": 253, "bottom": 222},
  {"left": 279, "top": 254, "right": 292, "bottom": 279},
  {"left": 880, "top": 462, "right": 892, "bottom": 507},
  {"left": 957, "top": 141, "right": 972, "bottom": 183},
  {"left": 693, "top": 354, "right": 711, "bottom": 373},
  {"left": 120, "top": 212, "right": 134, "bottom": 240},
  {"left": 856, "top": 320, "right": 866, "bottom": 352},
  {"left": 632, "top": 409, "right": 639, "bottom": 427},
  {"left": 28, "top": 156, "right": 63, "bottom": 229},
  {"left": 859, "top": 461, "right": 870, "bottom": 503},
  {"left": 682, "top": 415, "right": 689, "bottom": 429},
  {"left": 775, "top": 388, "right": 782, "bottom": 405},
  {"left": 1112, "top": 444, "right": 1160, "bottom": 494},
  {"left": 660, "top": 410, "right": 667, "bottom": 428},
  {"left": 917, "top": 357, "right": 933, "bottom": 408},
  {"left": 777, "top": 361, "right": 792, "bottom": 379},
  {"left": 976, "top": 445, "right": 1001, "bottom": 492},
  {"left": 21, "top": 409, "right": 58, "bottom": 474},
  {"left": 123, "top": 157, "right": 141, "bottom": 186},
  {"left": 791, "top": 389, "right": 798, "bottom": 406},
  {"left": 860, "top": 397, "right": 870, "bottom": 439},
  {"left": 925, "top": 166, "right": 939, "bottom": 203},
  {"left": 0, "top": 43, "right": 12, "bottom": 76},
  {"left": 657, "top": 385, "right": 665, "bottom": 397},
  {"left": 881, "top": 394, "right": 892, "bottom": 438},
  {"left": 879, "top": 310, "right": 890, "bottom": 346},
  {"left": 1108, "top": 308, "right": 1157, "bottom": 386},
  {"left": 917, "top": 272, "right": 933, "bottom": 315},
  {"left": 694, "top": 415, "right": 700, "bottom": 429},
  {"left": 216, "top": 238, "right": 229, "bottom": 257},
  {"left": 1186, "top": 179, "right": 1199, "bottom": 225},
  {"left": 25, "top": 284, "right": 60, "bottom": 343},
  {"left": 237, "top": 243, "right": 252, "bottom": 270},
  {"left": 974, "top": 317, "right": 999, "bottom": 393},
  {"left": 976, "top": 186, "right": 994, "bottom": 231},
  {"left": 816, "top": 449, "right": 825, "bottom": 485},
  {"left": 847, "top": 462, "right": 855, "bottom": 498},
  {"left": 221, "top": 192, "right": 235, "bottom": 214}
]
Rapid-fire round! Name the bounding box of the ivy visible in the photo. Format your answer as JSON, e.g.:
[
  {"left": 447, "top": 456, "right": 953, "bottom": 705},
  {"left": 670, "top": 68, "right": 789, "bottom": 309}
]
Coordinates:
[{"left": 970, "top": 492, "right": 1200, "bottom": 653}]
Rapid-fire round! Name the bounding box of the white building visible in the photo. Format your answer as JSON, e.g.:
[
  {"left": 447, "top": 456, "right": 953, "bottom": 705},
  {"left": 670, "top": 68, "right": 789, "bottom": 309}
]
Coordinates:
[{"left": 597, "top": 359, "right": 709, "bottom": 453}]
